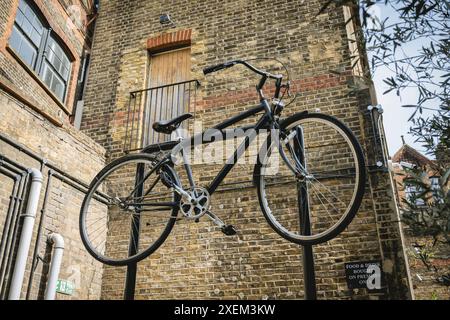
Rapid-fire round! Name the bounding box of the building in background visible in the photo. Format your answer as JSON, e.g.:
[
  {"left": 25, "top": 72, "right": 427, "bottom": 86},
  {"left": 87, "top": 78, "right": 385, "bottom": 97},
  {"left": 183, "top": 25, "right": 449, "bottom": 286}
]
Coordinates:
[
  {"left": 0, "top": 0, "right": 417, "bottom": 300},
  {"left": 391, "top": 142, "right": 449, "bottom": 299}
]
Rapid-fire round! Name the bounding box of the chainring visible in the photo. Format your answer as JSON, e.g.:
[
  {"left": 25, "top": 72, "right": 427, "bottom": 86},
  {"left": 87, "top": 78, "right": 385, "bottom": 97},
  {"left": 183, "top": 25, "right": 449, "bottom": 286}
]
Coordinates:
[{"left": 179, "top": 187, "right": 210, "bottom": 220}]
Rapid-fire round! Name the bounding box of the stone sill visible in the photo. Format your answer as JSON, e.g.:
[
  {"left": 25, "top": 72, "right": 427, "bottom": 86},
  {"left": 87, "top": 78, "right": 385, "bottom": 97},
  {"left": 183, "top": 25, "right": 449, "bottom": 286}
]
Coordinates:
[
  {"left": 0, "top": 74, "right": 63, "bottom": 127},
  {"left": 0, "top": 78, "right": 106, "bottom": 159}
]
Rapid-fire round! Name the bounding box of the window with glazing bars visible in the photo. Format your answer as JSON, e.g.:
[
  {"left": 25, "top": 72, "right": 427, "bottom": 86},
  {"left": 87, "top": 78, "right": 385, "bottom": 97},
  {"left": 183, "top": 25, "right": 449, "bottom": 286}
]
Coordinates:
[{"left": 9, "top": 0, "right": 72, "bottom": 102}]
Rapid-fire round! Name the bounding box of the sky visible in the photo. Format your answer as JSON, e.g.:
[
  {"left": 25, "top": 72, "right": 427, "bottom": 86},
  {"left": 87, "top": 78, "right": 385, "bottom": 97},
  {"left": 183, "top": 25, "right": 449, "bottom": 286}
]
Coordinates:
[{"left": 367, "top": 3, "right": 437, "bottom": 158}]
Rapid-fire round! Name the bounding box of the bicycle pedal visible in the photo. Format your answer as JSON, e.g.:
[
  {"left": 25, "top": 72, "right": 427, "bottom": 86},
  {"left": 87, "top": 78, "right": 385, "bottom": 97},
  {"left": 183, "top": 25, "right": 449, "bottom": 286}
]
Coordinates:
[{"left": 221, "top": 225, "right": 237, "bottom": 236}]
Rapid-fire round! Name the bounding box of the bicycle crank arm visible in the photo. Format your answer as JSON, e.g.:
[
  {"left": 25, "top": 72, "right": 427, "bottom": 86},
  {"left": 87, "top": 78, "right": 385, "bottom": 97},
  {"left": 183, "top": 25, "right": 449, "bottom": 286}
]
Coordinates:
[
  {"left": 205, "top": 210, "right": 225, "bottom": 228},
  {"left": 206, "top": 211, "right": 237, "bottom": 236},
  {"left": 172, "top": 184, "right": 193, "bottom": 201}
]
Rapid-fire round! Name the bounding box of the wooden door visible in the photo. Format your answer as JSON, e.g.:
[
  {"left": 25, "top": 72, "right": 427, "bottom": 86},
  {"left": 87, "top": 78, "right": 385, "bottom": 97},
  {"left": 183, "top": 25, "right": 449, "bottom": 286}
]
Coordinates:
[{"left": 146, "top": 47, "right": 191, "bottom": 144}]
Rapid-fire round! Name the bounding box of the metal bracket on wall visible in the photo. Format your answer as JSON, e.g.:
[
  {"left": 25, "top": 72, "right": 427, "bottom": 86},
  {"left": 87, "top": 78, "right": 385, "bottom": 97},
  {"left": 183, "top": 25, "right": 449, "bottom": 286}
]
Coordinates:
[{"left": 367, "top": 104, "right": 388, "bottom": 169}]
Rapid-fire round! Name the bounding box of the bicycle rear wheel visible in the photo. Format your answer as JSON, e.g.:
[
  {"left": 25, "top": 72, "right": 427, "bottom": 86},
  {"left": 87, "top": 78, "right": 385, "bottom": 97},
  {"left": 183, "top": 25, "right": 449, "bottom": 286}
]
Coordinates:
[
  {"left": 79, "top": 153, "right": 180, "bottom": 266},
  {"left": 256, "top": 112, "right": 366, "bottom": 245}
]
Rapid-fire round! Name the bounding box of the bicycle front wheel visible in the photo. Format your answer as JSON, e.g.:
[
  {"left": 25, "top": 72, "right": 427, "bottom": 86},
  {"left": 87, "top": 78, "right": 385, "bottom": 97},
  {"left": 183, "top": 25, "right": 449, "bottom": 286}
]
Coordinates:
[
  {"left": 80, "top": 153, "right": 180, "bottom": 266},
  {"left": 256, "top": 112, "right": 366, "bottom": 245}
]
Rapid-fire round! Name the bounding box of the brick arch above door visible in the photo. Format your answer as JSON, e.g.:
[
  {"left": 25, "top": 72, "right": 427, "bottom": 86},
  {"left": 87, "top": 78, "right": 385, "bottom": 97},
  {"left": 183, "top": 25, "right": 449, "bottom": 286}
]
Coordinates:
[{"left": 146, "top": 29, "right": 192, "bottom": 53}]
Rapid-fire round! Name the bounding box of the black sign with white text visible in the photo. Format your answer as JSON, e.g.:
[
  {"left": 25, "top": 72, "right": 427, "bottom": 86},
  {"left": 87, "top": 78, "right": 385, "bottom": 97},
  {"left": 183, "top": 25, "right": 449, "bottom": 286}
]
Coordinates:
[{"left": 344, "top": 260, "right": 383, "bottom": 290}]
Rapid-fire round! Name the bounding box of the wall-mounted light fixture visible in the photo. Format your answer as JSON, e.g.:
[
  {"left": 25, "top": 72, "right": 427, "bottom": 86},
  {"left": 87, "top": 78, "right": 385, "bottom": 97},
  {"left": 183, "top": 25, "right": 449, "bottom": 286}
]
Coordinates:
[{"left": 159, "top": 13, "right": 173, "bottom": 25}]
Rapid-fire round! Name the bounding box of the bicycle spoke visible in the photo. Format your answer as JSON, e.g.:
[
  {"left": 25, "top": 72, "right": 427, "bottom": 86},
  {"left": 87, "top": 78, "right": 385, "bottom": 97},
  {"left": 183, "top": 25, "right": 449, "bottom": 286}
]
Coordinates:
[
  {"left": 94, "top": 239, "right": 107, "bottom": 254},
  {"left": 89, "top": 225, "right": 107, "bottom": 244},
  {"left": 124, "top": 164, "right": 160, "bottom": 202},
  {"left": 307, "top": 180, "right": 341, "bottom": 218},
  {"left": 86, "top": 215, "right": 107, "bottom": 229},
  {"left": 309, "top": 175, "right": 349, "bottom": 208}
]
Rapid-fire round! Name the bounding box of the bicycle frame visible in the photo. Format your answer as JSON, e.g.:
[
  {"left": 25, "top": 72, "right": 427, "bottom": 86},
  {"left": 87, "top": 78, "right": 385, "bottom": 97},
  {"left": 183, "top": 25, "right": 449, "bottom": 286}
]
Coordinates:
[{"left": 142, "top": 98, "right": 275, "bottom": 199}]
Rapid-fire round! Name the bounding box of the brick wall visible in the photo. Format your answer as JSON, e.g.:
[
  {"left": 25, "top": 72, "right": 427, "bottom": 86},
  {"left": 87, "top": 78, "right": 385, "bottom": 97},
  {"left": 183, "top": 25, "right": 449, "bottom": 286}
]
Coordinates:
[
  {"left": 0, "top": 90, "right": 106, "bottom": 299},
  {"left": 80, "top": 0, "right": 414, "bottom": 300},
  {"left": 0, "top": 0, "right": 106, "bottom": 299}
]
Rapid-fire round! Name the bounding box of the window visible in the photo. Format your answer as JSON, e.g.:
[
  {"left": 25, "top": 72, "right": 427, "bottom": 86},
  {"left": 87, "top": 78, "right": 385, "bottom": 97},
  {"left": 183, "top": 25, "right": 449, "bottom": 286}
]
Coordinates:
[
  {"left": 41, "top": 37, "right": 71, "bottom": 101},
  {"left": 430, "top": 177, "right": 440, "bottom": 191},
  {"left": 9, "top": 0, "right": 44, "bottom": 67},
  {"left": 405, "top": 185, "right": 425, "bottom": 206},
  {"left": 8, "top": 0, "right": 72, "bottom": 102},
  {"left": 430, "top": 176, "right": 441, "bottom": 202}
]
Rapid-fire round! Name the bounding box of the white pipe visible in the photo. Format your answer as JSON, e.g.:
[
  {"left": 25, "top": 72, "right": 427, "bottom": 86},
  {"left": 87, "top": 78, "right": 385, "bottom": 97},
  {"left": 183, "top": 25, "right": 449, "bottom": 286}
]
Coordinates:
[
  {"left": 44, "top": 233, "right": 65, "bottom": 300},
  {"left": 8, "top": 168, "right": 43, "bottom": 300}
]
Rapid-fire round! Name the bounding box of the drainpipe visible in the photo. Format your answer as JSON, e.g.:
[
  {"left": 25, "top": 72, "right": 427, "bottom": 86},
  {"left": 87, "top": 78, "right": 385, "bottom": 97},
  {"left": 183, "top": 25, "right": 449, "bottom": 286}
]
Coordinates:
[
  {"left": 8, "top": 168, "right": 43, "bottom": 300},
  {"left": 44, "top": 233, "right": 64, "bottom": 300}
]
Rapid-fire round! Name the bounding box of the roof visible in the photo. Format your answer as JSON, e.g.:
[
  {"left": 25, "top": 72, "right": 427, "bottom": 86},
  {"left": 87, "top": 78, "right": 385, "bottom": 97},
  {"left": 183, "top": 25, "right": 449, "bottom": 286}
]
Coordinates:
[{"left": 392, "top": 144, "right": 436, "bottom": 167}]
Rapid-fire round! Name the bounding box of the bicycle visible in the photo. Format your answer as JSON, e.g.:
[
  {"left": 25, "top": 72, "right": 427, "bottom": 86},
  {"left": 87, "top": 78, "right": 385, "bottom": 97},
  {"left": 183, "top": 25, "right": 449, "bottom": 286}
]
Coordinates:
[{"left": 79, "top": 60, "right": 366, "bottom": 266}]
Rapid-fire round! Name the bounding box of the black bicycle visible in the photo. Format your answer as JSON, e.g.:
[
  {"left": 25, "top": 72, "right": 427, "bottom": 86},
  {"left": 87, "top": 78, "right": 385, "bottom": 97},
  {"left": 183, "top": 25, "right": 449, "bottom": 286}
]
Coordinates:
[{"left": 79, "top": 60, "right": 366, "bottom": 266}]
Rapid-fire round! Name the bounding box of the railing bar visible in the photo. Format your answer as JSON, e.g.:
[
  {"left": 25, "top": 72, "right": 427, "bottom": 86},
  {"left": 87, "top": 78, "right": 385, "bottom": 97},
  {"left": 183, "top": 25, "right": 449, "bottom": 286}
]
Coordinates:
[
  {"left": 167, "top": 85, "right": 173, "bottom": 142},
  {"left": 131, "top": 92, "right": 138, "bottom": 151},
  {"left": 153, "top": 88, "right": 160, "bottom": 145},
  {"left": 180, "top": 82, "right": 185, "bottom": 123},
  {"left": 194, "top": 81, "right": 198, "bottom": 115},
  {"left": 134, "top": 93, "right": 140, "bottom": 151},
  {"left": 129, "top": 80, "right": 199, "bottom": 94},
  {"left": 186, "top": 81, "right": 191, "bottom": 132},
  {"left": 127, "top": 80, "right": 199, "bottom": 151},
  {"left": 124, "top": 94, "right": 133, "bottom": 152},
  {"left": 149, "top": 87, "right": 156, "bottom": 145},
  {"left": 175, "top": 82, "right": 180, "bottom": 123},
  {"left": 159, "top": 87, "right": 165, "bottom": 144},
  {"left": 171, "top": 84, "right": 175, "bottom": 141},
  {"left": 145, "top": 89, "right": 153, "bottom": 147},
  {"left": 163, "top": 86, "right": 168, "bottom": 143},
  {"left": 158, "top": 87, "right": 163, "bottom": 144},
  {"left": 169, "top": 84, "right": 174, "bottom": 142},
  {"left": 138, "top": 89, "right": 144, "bottom": 150}
]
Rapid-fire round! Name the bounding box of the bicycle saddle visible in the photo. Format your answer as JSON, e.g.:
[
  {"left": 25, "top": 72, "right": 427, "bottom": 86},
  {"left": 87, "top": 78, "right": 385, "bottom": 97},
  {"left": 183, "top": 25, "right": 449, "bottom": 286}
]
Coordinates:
[{"left": 152, "top": 113, "right": 193, "bottom": 134}]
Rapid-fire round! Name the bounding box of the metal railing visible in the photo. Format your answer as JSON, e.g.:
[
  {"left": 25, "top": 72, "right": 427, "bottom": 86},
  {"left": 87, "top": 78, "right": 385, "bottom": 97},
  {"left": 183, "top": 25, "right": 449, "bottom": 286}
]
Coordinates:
[{"left": 124, "top": 80, "right": 200, "bottom": 153}]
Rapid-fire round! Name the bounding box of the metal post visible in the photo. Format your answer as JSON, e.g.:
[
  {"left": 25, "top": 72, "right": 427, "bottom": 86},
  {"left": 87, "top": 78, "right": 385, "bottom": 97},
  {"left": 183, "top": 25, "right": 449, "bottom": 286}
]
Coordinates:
[
  {"left": 123, "top": 163, "right": 145, "bottom": 300},
  {"left": 294, "top": 126, "right": 317, "bottom": 300}
]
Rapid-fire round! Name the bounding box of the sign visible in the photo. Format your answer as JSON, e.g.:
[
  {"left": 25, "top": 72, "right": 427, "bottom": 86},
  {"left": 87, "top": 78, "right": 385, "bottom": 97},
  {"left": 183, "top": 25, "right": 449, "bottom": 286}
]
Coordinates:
[
  {"left": 344, "top": 261, "right": 383, "bottom": 290},
  {"left": 56, "top": 279, "right": 75, "bottom": 295}
]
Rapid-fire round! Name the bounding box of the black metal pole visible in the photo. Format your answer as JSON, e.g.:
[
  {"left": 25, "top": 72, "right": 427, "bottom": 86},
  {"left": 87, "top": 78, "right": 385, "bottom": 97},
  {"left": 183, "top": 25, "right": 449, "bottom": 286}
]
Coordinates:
[
  {"left": 294, "top": 126, "right": 317, "bottom": 300},
  {"left": 124, "top": 263, "right": 137, "bottom": 300},
  {"left": 124, "top": 163, "right": 145, "bottom": 300}
]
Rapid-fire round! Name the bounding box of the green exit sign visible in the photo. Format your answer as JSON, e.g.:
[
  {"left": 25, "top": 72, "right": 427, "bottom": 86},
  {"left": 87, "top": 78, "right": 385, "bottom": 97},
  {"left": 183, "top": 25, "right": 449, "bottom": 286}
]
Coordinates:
[{"left": 56, "top": 279, "right": 75, "bottom": 295}]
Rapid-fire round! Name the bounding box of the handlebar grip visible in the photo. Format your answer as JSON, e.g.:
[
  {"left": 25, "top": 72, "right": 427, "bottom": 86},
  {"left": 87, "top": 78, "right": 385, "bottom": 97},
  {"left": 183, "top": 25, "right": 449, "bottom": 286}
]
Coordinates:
[{"left": 203, "top": 62, "right": 234, "bottom": 75}]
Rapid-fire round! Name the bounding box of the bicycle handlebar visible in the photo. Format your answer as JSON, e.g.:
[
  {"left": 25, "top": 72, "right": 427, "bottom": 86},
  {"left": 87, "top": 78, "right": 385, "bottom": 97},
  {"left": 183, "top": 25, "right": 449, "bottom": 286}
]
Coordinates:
[
  {"left": 203, "top": 60, "right": 282, "bottom": 80},
  {"left": 203, "top": 62, "right": 235, "bottom": 75}
]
